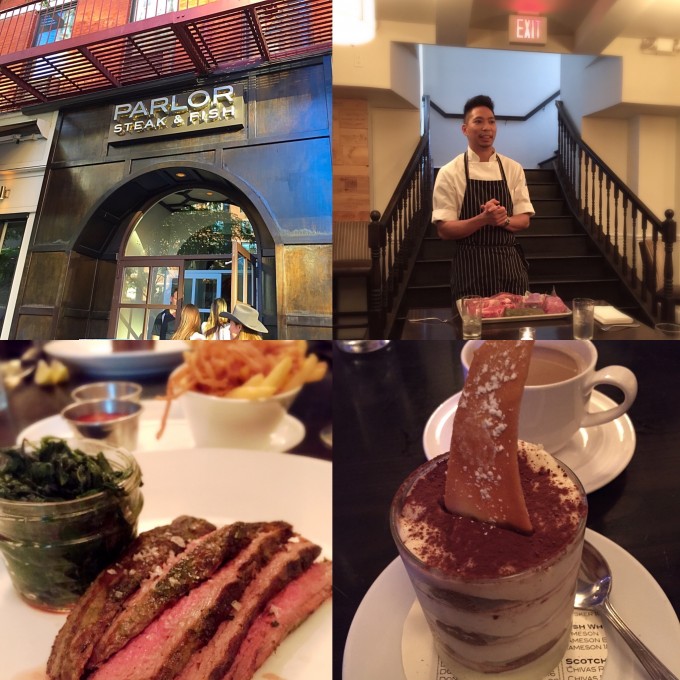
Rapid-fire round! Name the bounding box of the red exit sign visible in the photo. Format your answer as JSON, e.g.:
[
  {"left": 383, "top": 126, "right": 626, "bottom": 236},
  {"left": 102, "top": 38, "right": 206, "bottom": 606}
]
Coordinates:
[{"left": 509, "top": 15, "right": 547, "bottom": 44}]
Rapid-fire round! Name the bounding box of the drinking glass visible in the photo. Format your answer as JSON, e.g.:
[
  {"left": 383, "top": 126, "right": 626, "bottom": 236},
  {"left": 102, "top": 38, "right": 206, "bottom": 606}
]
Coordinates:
[
  {"left": 572, "top": 298, "right": 594, "bottom": 339},
  {"left": 460, "top": 296, "right": 483, "bottom": 339}
]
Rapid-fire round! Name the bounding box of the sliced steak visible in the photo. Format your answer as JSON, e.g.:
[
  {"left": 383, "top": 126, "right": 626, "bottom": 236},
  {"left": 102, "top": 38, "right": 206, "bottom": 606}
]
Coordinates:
[
  {"left": 90, "top": 521, "right": 253, "bottom": 667},
  {"left": 222, "top": 559, "right": 332, "bottom": 680},
  {"left": 89, "top": 521, "right": 292, "bottom": 680},
  {"left": 47, "top": 515, "right": 215, "bottom": 680},
  {"left": 177, "top": 537, "right": 321, "bottom": 680}
]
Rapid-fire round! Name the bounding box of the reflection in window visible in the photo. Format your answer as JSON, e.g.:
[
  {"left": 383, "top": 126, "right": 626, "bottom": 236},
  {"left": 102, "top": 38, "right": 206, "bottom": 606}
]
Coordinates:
[
  {"left": 125, "top": 191, "right": 256, "bottom": 258},
  {"left": 131, "top": 0, "right": 178, "bottom": 22},
  {"left": 0, "top": 220, "right": 25, "bottom": 327},
  {"left": 33, "top": 1, "right": 76, "bottom": 46}
]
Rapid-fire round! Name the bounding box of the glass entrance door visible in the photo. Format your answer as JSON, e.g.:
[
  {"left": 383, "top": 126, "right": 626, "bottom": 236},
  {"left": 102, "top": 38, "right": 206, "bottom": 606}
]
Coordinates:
[
  {"left": 110, "top": 186, "right": 259, "bottom": 339},
  {"left": 115, "top": 263, "right": 179, "bottom": 340}
]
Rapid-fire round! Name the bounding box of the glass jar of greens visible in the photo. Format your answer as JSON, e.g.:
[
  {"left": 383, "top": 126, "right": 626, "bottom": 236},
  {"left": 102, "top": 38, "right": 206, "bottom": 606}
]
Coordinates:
[{"left": 0, "top": 437, "right": 143, "bottom": 612}]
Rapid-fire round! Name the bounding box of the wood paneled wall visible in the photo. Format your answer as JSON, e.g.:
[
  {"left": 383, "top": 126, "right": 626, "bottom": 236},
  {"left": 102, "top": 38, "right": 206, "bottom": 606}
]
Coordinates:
[{"left": 333, "top": 98, "right": 370, "bottom": 222}]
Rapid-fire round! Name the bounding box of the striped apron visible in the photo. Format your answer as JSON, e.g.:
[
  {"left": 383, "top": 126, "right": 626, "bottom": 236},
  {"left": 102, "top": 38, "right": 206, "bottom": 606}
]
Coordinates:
[{"left": 450, "top": 153, "right": 529, "bottom": 300}]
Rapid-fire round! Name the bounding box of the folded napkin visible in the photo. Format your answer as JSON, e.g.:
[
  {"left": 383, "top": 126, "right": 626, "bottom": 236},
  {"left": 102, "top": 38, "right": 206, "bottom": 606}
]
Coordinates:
[{"left": 593, "top": 305, "right": 634, "bottom": 325}]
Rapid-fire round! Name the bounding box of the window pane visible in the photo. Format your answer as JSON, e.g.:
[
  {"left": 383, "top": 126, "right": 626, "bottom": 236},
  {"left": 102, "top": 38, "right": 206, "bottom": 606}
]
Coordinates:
[
  {"left": 120, "top": 267, "right": 149, "bottom": 303},
  {"left": 34, "top": 5, "right": 76, "bottom": 46},
  {"left": 0, "top": 220, "right": 26, "bottom": 326},
  {"left": 132, "top": 0, "right": 178, "bottom": 21},
  {"left": 184, "top": 261, "right": 232, "bottom": 312},
  {"left": 116, "top": 307, "right": 147, "bottom": 340},
  {"left": 125, "top": 192, "right": 256, "bottom": 257},
  {"left": 149, "top": 267, "right": 179, "bottom": 305}
]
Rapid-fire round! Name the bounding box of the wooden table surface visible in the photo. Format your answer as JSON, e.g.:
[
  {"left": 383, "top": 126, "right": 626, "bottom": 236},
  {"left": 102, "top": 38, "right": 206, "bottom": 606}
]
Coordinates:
[
  {"left": 333, "top": 340, "right": 680, "bottom": 678},
  {"left": 401, "top": 307, "right": 672, "bottom": 340}
]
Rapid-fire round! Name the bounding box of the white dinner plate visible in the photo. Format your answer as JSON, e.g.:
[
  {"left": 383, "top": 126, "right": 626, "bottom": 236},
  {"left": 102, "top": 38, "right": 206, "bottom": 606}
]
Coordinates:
[
  {"left": 44, "top": 340, "right": 188, "bottom": 377},
  {"left": 17, "top": 398, "right": 306, "bottom": 453},
  {"left": 0, "top": 448, "right": 332, "bottom": 680},
  {"left": 343, "top": 529, "right": 680, "bottom": 680},
  {"left": 423, "top": 389, "right": 636, "bottom": 494}
]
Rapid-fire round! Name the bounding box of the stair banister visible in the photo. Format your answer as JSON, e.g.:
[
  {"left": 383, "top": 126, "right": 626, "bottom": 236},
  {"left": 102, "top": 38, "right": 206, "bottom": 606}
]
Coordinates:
[
  {"left": 366, "top": 96, "right": 433, "bottom": 338},
  {"left": 555, "top": 100, "right": 676, "bottom": 322}
]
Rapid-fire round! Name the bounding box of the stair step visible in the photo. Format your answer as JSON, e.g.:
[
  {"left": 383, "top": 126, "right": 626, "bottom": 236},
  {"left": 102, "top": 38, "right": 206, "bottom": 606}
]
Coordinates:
[
  {"left": 532, "top": 198, "right": 570, "bottom": 217},
  {"left": 527, "top": 255, "right": 611, "bottom": 278},
  {"left": 526, "top": 183, "right": 562, "bottom": 199},
  {"left": 411, "top": 258, "right": 449, "bottom": 286},
  {"left": 519, "top": 234, "right": 595, "bottom": 256},
  {"left": 404, "top": 284, "right": 451, "bottom": 309},
  {"left": 425, "top": 216, "right": 581, "bottom": 238},
  {"left": 525, "top": 168, "right": 556, "bottom": 183},
  {"left": 527, "top": 216, "right": 583, "bottom": 235}
]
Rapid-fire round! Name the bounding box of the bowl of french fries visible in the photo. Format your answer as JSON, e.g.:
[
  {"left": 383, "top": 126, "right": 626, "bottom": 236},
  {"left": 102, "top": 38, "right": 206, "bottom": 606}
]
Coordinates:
[{"left": 157, "top": 341, "right": 327, "bottom": 450}]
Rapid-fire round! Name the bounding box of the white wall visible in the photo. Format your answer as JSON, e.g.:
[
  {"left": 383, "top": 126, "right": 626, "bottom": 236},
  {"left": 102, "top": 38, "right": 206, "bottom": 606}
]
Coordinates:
[
  {"left": 423, "top": 46, "right": 560, "bottom": 168},
  {"left": 371, "top": 107, "right": 421, "bottom": 213}
]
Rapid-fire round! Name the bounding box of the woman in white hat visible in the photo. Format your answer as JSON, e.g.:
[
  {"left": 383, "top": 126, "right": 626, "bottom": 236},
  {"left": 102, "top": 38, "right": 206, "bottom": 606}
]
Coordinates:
[{"left": 220, "top": 302, "right": 269, "bottom": 340}]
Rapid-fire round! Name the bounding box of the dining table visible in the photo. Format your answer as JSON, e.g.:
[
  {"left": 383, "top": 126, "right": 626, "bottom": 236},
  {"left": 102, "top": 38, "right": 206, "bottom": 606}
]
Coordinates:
[
  {"left": 0, "top": 340, "right": 333, "bottom": 460},
  {"left": 334, "top": 340, "right": 680, "bottom": 679},
  {"left": 401, "top": 306, "right": 673, "bottom": 339}
]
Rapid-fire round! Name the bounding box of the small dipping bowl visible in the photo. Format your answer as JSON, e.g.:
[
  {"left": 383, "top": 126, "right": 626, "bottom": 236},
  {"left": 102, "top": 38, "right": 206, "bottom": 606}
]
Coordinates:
[
  {"left": 179, "top": 385, "right": 302, "bottom": 450},
  {"left": 71, "top": 381, "right": 142, "bottom": 403},
  {"left": 0, "top": 438, "right": 143, "bottom": 611},
  {"left": 61, "top": 399, "right": 142, "bottom": 451}
]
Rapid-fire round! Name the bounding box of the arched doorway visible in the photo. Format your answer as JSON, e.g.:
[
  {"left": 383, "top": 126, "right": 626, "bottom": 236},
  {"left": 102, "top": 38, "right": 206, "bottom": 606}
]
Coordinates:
[
  {"left": 71, "top": 163, "right": 278, "bottom": 339},
  {"left": 114, "top": 187, "right": 257, "bottom": 339}
]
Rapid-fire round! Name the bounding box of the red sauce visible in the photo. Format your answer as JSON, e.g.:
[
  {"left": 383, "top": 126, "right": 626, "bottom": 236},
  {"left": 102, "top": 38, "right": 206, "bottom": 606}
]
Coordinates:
[{"left": 74, "top": 412, "right": 126, "bottom": 423}]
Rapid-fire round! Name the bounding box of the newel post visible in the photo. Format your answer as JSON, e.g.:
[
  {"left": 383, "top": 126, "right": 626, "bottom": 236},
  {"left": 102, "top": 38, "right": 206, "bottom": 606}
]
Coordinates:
[
  {"left": 660, "top": 209, "right": 677, "bottom": 322},
  {"left": 367, "top": 210, "right": 385, "bottom": 338}
]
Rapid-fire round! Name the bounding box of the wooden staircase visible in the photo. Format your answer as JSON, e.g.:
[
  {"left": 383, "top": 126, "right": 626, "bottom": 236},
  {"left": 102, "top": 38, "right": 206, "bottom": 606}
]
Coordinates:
[{"left": 393, "top": 166, "right": 650, "bottom": 334}]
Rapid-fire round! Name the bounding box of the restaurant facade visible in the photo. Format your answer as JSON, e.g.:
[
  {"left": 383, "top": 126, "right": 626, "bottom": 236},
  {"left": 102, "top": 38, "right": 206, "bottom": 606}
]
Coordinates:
[{"left": 0, "top": 0, "right": 332, "bottom": 340}]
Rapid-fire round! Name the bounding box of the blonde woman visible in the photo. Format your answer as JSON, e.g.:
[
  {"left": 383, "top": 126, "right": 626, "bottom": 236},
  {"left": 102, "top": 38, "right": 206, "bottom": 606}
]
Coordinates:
[
  {"left": 171, "top": 304, "right": 205, "bottom": 340},
  {"left": 201, "top": 298, "right": 231, "bottom": 340},
  {"left": 219, "top": 302, "right": 268, "bottom": 340}
]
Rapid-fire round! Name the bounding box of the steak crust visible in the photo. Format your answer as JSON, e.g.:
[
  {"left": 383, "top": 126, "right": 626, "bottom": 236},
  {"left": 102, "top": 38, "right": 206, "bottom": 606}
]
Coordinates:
[
  {"left": 90, "top": 521, "right": 252, "bottom": 667},
  {"left": 177, "top": 537, "right": 321, "bottom": 680},
  {"left": 46, "top": 516, "right": 216, "bottom": 680},
  {"left": 89, "top": 521, "right": 292, "bottom": 680},
  {"left": 223, "top": 560, "right": 333, "bottom": 680}
]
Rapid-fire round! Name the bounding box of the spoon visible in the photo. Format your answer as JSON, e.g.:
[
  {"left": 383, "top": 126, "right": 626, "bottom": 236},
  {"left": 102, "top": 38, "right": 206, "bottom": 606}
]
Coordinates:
[{"left": 574, "top": 541, "right": 679, "bottom": 680}]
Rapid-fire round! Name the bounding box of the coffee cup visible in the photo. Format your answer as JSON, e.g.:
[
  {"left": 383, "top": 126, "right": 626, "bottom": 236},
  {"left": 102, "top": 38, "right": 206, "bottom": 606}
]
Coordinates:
[{"left": 460, "top": 340, "right": 637, "bottom": 452}]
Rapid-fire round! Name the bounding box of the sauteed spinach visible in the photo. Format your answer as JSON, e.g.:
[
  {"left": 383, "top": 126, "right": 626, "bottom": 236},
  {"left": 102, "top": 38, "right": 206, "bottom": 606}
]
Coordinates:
[{"left": 0, "top": 437, "right": 129, "bottom": 502}]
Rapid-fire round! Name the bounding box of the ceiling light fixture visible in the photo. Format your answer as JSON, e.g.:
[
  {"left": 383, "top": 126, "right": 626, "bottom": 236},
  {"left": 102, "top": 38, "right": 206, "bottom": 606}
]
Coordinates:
[{"left": 333, "top": 0, "right": 375, "bottom": 45}]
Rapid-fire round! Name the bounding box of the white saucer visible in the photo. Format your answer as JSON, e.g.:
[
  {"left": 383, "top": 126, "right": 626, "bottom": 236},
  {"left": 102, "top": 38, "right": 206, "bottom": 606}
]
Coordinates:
[
  {"left": 343, "top": 530, "right": 680, "bottom": 680},
  {"left": 17, "top": 398, "right": 306, "bottom": 454},
  {"left": 422, "top": 389, "right": 636, "bottom": 494}
]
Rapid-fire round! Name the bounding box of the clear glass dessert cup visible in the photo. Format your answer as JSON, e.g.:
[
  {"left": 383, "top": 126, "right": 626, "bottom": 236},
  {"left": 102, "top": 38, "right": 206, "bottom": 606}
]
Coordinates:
[{"left": 390, "top": 452, "right": 587, "bottom": 680}]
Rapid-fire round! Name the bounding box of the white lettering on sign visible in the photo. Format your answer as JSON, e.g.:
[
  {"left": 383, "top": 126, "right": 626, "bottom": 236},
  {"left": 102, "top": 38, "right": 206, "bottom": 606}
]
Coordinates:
[
  {"left": 508, "top": 15, "right": 547, "bottom": 44},
  {"left": 110, "top": 85, "right": 242, "bottom": 142}
]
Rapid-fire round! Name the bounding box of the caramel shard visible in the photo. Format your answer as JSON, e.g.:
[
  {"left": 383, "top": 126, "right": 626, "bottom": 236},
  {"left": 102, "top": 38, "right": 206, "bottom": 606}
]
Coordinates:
[{"left": 444, "top": 340, "right": 534, "bottom": 533}]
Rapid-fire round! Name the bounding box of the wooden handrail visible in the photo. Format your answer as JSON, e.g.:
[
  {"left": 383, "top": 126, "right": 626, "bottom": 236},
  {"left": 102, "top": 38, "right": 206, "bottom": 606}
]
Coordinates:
[
  {"left": 367, "top": 96, "right": 433, "bottom": 338},
  {"left": 431, "top": 90, "right": 560, "bottom": 122}
]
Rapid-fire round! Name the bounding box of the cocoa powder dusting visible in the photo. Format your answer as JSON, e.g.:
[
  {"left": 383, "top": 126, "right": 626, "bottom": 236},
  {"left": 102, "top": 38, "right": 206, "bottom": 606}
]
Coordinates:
[{"left": 402, "top": 446, "right": 586, "bottom": 579}]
